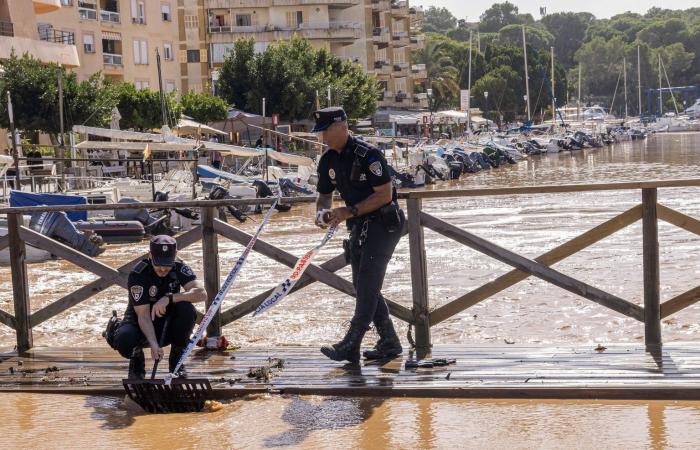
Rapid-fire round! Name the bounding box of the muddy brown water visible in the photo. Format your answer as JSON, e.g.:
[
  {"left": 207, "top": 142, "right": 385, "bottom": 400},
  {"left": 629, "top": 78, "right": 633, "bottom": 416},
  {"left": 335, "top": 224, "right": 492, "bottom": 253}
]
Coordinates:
[{"left": 1, "top": 133, "right": 700, "bottom": 448}]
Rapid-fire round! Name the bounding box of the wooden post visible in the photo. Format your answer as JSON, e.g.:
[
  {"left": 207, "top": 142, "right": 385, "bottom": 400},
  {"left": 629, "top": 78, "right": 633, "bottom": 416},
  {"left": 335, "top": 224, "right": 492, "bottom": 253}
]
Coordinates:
[
  {"left": 201, "top": 206, "right": 221, "bottom": 337},
  {"left": 407, "top": 198, "right": 431, "bottom": 359},
  {"left": 8, "top": 213, "right": 32, "bottom": 353},
  {"left": 642, "top": 188, "right": 662, "bottom": 351}
]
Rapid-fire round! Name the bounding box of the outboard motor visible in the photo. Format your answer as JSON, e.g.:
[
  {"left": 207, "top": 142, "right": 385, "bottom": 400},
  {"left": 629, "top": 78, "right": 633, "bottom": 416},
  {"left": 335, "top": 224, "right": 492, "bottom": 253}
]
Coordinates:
[
  {"left": 447, "top": 161, "right": 462, "bottom": 179},
  {"left": 208, "top": 184, "right": 247, "bottom": 223},
  {"left": 278, "top": 178, "right": 315, "bottom": 196},
  {"left": 29, "top": 211, "right": 104, "bottom": 257}
]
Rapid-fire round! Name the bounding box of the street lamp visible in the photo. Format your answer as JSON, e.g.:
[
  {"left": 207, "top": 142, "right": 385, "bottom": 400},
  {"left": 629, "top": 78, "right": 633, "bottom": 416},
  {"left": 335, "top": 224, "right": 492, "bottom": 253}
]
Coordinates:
[{"left": 484, "top": 91, "right": 489, "bottom": 130}]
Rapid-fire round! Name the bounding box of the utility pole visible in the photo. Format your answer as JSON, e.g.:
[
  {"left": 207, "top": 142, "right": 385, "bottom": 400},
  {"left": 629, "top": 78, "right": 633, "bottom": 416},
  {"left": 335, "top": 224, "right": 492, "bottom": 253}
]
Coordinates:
[
  {"left": 522, "top": 25, "right": 531, "bottom": 122},
  {"left": 156, "top": 48, "right": 167, "bottom": 127},
  {"left": 57, "top": 69, "right": 65, "bottom": 191}
]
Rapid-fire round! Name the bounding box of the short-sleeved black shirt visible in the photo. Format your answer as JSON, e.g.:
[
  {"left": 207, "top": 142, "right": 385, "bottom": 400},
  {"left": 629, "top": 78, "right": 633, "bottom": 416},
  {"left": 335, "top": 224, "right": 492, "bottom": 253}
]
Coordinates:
[
  {"left": 123, "top": 259, "right": 197, "bottom": 323},
  {"left": 316, "top": 136, "right": 396, "bottom": 207}
]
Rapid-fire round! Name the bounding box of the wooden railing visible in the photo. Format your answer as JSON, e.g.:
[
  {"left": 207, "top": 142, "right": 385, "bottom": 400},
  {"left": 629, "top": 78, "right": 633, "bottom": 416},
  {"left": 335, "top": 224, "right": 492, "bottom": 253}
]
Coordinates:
[{"left": 2, "top": 179, "right": 700, "bottom": 358}]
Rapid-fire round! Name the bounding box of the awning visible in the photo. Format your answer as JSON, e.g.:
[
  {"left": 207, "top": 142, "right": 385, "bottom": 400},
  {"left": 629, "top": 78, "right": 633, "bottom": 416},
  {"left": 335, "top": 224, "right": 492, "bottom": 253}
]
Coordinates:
[{"left": 101, "top": 31, "right": 122, "bottom": 41}]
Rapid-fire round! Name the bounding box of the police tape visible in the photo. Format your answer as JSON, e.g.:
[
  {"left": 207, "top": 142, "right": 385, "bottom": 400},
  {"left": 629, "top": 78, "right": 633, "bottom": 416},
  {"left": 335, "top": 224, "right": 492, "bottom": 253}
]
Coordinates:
[
  {"left": 166, "top": 197, "right": 280, "bottom": 383},
  {"left": 252, "top": 225, "right": 337, "bottom": 316}
]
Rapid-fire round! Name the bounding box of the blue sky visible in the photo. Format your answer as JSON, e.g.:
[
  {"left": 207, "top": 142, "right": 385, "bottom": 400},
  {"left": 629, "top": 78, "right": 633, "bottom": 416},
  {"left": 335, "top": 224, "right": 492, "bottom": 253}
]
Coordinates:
[{"left": 416, "top": 1, "right": 699, "bottom": 21}]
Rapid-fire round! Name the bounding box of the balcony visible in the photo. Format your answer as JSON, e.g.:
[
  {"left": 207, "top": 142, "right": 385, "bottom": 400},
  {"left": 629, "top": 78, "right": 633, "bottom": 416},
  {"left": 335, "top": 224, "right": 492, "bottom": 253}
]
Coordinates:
[
  {"left": 272, "top": 0, "right": 359, "bottom": 8},
  {"left": 0, "top": 21, "right": 13, "bottom": 37},
  {"left": 78, "top": 2, "right": 97, "bottom": 20},
  {"left": 393, "top": 64, "right": 409, "bottom": 77},
  {"left": 207, "top": 0, "right": 270, "bottom": 7},
  {"left": 100, "top": 10, "right": 120, "bottom": 23},
  {"left": 391, "top": 32, "right": 409, "bottom": 47},
  {"left": 371, "top": 60, "right": 392, "bottom": 76},
  {"left": 411, "top": 63, "right": 427, "bottom": 79},
  {"left": 391, "top": 0, "right": 409, "bottom": 17},
  {"left": 410, "top": 34, "right": 425, "bottom": 49},
  {"left": 39, "top": 28, "right": 75, "bottom": 45},
  {"left": 103, "top": 52, "right": 122, "bottom": 66},
  {"left": 0, "top": 34, "right": 80, "bottom": 66},
  {"left": 409, "top": 6, "right": 424, "bottom": 22},
  {"left": 372, "top": 27, "right": 390, "bottom": 48},
  {"left": 208, "top": 22, "right": 362, "bottom": 43}
]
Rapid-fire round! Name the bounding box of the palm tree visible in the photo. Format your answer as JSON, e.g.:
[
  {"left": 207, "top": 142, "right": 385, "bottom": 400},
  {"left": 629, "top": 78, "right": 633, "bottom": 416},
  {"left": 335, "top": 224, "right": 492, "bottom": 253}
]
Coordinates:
[{"left": 414, "top": 39, "right": 461, "bottom": 110}]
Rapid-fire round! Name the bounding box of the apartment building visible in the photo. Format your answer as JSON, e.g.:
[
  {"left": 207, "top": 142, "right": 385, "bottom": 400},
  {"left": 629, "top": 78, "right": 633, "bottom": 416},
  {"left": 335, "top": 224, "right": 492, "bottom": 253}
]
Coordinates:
[
  {"left": 37, "top": 0, "right": 182, "bottom": 93},
  {"left": 368, "top": 0, "right": 426, "bottom": 110},
  {"left": 0, "top": 0, "right": 79, "bottom": 67}
]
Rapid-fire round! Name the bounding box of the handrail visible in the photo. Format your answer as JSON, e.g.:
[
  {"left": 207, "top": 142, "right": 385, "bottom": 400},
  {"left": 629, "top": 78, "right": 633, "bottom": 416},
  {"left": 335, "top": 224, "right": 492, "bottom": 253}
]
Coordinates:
[{"left": 404, "top": 178, "right": 700, "bottom": 199}]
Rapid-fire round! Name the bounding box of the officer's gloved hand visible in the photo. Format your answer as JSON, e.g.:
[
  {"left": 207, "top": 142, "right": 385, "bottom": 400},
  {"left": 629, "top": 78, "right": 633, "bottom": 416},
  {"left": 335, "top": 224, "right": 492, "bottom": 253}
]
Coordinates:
[{"left": 315, "top": 209, "right": 332, "bottom": 229}]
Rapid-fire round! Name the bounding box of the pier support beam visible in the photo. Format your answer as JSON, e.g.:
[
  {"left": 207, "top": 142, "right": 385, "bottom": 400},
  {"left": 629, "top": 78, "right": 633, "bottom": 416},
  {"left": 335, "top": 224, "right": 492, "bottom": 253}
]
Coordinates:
[
  {"left": 642, "top": 188, "right": 662, "bottom": 352},
  {"left": 8, "top": 213, "right": 32, "bottom": 353},
  {"left": 407, "top": 198, "right": 431, "bottom": 359},
  {"left": 201, "top": 207, "right": 221, "bottom": 337}
]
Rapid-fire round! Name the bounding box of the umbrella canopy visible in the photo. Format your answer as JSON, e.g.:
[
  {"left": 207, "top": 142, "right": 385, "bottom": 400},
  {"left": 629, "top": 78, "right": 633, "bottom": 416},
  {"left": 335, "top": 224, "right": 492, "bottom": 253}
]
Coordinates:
[{"left": 175, "top": 117, "right": 228, "bottom": 136}]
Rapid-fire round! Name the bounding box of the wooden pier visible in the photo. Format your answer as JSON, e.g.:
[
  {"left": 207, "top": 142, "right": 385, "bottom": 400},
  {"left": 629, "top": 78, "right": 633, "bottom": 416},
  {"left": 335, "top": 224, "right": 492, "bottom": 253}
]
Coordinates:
[
  {"left": 2, "top": 344, "right": 700, "bottom": 400},
  {"left": 2, "top": 179, "right": 700, "bottom": 399}
]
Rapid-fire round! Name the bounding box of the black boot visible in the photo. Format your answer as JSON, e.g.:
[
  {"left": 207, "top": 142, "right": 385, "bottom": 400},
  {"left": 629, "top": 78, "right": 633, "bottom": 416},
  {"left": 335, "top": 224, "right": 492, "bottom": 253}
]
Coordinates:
[
  {"left": 320, "top": 324, "right": 368, "bottom": 364},
  {"left": 363, "top": 317, "right": 403, "bottom": 360},
  {"left": 128, "top": 348, "right": 145, "bottom": 379},
  {"left": 169, "top": 345, "right": 188, "bottom": 378}
]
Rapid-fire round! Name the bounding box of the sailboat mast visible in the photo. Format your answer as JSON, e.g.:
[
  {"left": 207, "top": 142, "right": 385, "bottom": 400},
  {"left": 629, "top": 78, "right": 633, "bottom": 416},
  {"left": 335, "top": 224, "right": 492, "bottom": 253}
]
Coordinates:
[
  {"left": 658, "top": 53, "right": 663, "bottom": 116},
  {"left": 577, "top": 64, "right": 582, "bottom": 121},
  {"left": 467, "top": 29, "right": 472, "bottom": 133},
  {"left": 637, "top": 45, "right": 642, "bottom": 116},
  {"left": 623, "top": 57, "right": 628, "bottom": 119},
  {"left": 551, "top": 47, "right": 555, "bottom": 125},
  {"left": 522, "top": 25, "right": 531, "bottom": 122}
]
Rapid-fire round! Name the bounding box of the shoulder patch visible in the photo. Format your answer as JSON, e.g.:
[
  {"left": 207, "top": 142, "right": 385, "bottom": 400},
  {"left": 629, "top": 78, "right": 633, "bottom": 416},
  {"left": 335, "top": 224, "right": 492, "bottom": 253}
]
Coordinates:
[
  {"left": 353, "top": 143, "right": 368, "bottom": 158},
  {"left": 133, "top": 260, "right": 149, "bottom": 274},
  {"left": 181, "top": 265, "right": 194, "bottom": 277},
  {"left": 369, "top": 161, "right": 383, "bottom": 177},
  {"left": 130, "top": 285, "right": 144, "bottom": 302}
]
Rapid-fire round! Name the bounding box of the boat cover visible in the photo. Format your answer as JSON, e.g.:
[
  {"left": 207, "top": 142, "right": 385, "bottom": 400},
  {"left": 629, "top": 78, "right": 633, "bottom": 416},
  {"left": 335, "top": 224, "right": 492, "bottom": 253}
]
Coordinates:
[{"left": 10, "top": 191, "right": 88, "bottom": 221}]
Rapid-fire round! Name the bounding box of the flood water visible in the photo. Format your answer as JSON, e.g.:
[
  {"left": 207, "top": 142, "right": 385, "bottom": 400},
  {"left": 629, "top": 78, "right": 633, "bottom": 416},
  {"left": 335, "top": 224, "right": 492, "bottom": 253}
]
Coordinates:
[{"left": 1, "top": 133, "right": 700, "bottom": 448}]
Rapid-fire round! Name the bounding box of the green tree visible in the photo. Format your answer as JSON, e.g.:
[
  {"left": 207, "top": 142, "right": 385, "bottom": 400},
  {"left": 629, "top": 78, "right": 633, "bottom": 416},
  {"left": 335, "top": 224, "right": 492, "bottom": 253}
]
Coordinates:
[
  {"left": 574, "top": 36, "right": 627, "bottom": 99},
  {"left": 413, "top": 38, "right": 461, "bottom": 110},
  {"left": 0, "top": 54, "right": 116, "bottom": 137},
  {"left": 541, "top": 12, "right": 595, "bottom": 68},
  {"left": 113, "top": 83, "right": 182, "bottom": 131},
  {"left": 181, "top": 92, "right": 228, "bottom": 124},
  {"left": 421, "top": 6, "right": 457, "bottom": 33},
  {"left": 479, "top": 2, "right": 533, "bottom": 33},
  {"left": 499, "top": 24, "right": 554, "bottom": 49},
  {"left": 216, "top": 38, "right": 255, "bottom": 109}
]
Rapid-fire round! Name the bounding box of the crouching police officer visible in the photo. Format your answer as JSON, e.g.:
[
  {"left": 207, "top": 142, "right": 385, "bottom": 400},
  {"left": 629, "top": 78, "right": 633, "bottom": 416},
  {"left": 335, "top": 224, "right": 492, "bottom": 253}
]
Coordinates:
[
  {"left": 112, "top": 235, "right": 207, "bottom": 379},
  {"left": 313, "top": 107, "right": 405, "bottom": 363}
]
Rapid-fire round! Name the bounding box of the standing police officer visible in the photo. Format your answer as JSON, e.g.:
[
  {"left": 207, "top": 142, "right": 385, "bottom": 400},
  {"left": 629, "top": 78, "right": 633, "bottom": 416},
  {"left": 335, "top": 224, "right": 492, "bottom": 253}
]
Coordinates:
[
  {"left": 313, "top": 107, "right": 405, "bottom": 363},
  {"left": 112, "top": 235, "right": 207, "bottom": 379}
]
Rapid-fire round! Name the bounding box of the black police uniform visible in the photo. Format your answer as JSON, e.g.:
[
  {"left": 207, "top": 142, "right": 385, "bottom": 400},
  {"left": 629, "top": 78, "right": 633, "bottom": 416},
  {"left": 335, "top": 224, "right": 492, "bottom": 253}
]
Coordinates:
[
  {"left": 316, "top": 135, "right": 405, "bottom": 330},
  {"left": 112, "top": 258, "right": 197, "bottom": 367}
]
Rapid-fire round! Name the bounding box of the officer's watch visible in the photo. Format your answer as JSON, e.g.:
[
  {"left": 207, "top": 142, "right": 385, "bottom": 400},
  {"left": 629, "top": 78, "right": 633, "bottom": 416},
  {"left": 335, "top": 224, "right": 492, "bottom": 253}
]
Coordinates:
[
  {"left": 350, "top": 205, "right": 359, "bottom": 217},
  {"left": 168, "top": 293, "right": 174, "bottom": 306}
]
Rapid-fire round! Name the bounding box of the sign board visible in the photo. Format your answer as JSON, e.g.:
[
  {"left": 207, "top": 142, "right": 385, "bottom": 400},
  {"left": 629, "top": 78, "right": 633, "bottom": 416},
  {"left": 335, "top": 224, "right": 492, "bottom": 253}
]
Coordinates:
[
  {"left": 271, "top": 113, "right": 279, "bottom": 127},
  {"left": 460, "top": 89, "right": 470, "bottom": 112},
  {"left": 422, "top": 116, "right": 428, "bottom": 124}
]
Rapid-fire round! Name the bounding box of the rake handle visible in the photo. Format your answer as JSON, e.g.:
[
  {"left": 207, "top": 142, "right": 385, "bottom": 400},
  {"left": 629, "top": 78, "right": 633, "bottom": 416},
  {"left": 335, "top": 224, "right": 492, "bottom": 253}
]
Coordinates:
[{"left": 150, "top": 314, "right": 171, "bottom": 380}]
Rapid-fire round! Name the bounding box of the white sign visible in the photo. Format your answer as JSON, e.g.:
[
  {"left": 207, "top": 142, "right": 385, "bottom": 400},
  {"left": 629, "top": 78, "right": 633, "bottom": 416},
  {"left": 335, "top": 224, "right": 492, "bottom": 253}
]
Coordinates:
[{"left": 460, "top": 89, "right": 470, "bottom": 112}]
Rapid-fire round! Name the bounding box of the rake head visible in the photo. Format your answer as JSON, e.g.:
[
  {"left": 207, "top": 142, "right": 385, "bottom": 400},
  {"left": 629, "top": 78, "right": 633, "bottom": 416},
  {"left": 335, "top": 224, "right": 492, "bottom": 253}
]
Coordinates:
[{"left": 123, "top": 377, "right": 212, "bottom": 413}]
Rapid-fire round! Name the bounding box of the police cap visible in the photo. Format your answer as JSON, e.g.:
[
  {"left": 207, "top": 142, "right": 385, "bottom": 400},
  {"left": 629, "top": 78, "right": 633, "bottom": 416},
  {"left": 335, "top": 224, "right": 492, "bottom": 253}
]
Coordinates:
[
  {"left": 150, "top": 234, "right": 177, "bottom": 267},
  {"left": 311, "top": 107, "right": 347, "bottom": 132}
]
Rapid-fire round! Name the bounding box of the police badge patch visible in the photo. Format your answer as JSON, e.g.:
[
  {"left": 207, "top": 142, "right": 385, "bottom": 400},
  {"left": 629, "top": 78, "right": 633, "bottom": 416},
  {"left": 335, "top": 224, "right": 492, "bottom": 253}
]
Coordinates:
[
  {"left": 329, "top": 168, "right": 336, "bottom": 179},
  {"left": 369, "top": 161, "right": 383, "bottom": 177},
  {"left": 181, "top": 265, "right": 194, "bottom": 277},
  {"left": 130, "top": 285, "right": 144, "bottom": 302},
  {"left": 149, "top": 285, "right": 158, "bottom": 297}
]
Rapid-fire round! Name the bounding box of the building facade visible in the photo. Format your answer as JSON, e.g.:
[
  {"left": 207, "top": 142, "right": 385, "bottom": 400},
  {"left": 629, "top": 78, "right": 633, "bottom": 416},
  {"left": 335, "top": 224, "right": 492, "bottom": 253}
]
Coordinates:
[{"left": 37, "top": 0, "right": 182, "bottom": 92}]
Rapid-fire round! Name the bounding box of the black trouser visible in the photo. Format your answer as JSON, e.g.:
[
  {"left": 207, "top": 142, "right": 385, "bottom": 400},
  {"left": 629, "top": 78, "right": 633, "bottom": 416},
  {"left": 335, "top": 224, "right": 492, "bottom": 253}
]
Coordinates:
[
  {"left": 347, "top": 210, "right": 405, "bottom": 329},
  {"left": 113, "top": 302, "right": 197, "bottom": 359}
]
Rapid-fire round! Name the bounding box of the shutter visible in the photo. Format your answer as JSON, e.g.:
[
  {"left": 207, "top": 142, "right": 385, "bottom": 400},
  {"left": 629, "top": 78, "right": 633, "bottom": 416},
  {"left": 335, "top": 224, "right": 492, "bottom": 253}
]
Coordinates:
[
  {"left": 131, "top": 0, "right": 137, "bottom": 18},
  {"left": 286, "top": 11, "right": 294, "bottom": 28},
  {"left": 133, "top": 39, "right": 141, "bottom": 64},
  {"left": 141, "top": 40, "right": 148, "bottom": 64},
  {"left": 180, "top": 49, "right": 187, "bottom": 63},
  {"left": 200, "top": 48, "right": 208, "bottom": 63}
]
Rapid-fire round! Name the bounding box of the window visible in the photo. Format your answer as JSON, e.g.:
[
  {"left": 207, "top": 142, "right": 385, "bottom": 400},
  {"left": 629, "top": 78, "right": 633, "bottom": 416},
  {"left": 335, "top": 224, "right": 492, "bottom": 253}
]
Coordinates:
[
  {"left": 83, "top": 33, "right": 95, "bottom": 53},
  {"left": 135, "top": 80, "right": 150, "bottom": 90},
  {"left": 187, "top": 49, "right": 200, "bottom": 63},
  {"left": 78, "top": 0, "right": 97, "bottom": 20},
  {"left": 184, "top": 15, "right": 198, "bottom": 28},
  {"left": 61, "top": 0, "right": 73, "bottom": 5},
  {"left": 166, "top": 81, "right": 175, "bottom": 93},
  {"left": 236, "top": 14, "right": 251, "bottom": 27},
  {"left": 161, "top": 3, "right": 171, "bottom": 21},
  {"left": 163, "top": 42, "right": 172, "bottom": 61},
  {"left": 395, "top": 78, "right": 407, "bottom": 93},
  {"left": 285, "top": 11, "right": 302, "bottom": 28},
  {"left": 133, "top": 39, "right": 148, "bottom": 64},
  {"left": 131, "top": 0, "right": 146, "bottom": 23},
  {"left": 393, "top": 48, "right": 405, "bottom": 64}
]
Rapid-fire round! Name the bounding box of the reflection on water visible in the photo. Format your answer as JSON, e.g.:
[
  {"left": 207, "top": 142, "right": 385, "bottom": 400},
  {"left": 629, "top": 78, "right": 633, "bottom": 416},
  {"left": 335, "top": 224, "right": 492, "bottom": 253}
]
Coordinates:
[{"left": 2, "top": 393, "right": 700, "bottom": 449}]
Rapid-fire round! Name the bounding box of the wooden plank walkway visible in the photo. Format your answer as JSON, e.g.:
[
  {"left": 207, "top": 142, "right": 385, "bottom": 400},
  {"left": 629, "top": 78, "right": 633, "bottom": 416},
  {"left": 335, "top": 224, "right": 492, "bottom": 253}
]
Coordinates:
[{"left": 2, "top": 344, "right": 700, "bottom": 400}]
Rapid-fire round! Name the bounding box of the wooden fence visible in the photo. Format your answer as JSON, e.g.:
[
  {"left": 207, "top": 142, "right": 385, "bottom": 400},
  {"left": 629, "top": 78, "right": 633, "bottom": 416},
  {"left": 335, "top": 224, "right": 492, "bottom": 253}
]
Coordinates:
[{"left": 2, "top": 179, "right": 700, "bottom": 358}]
